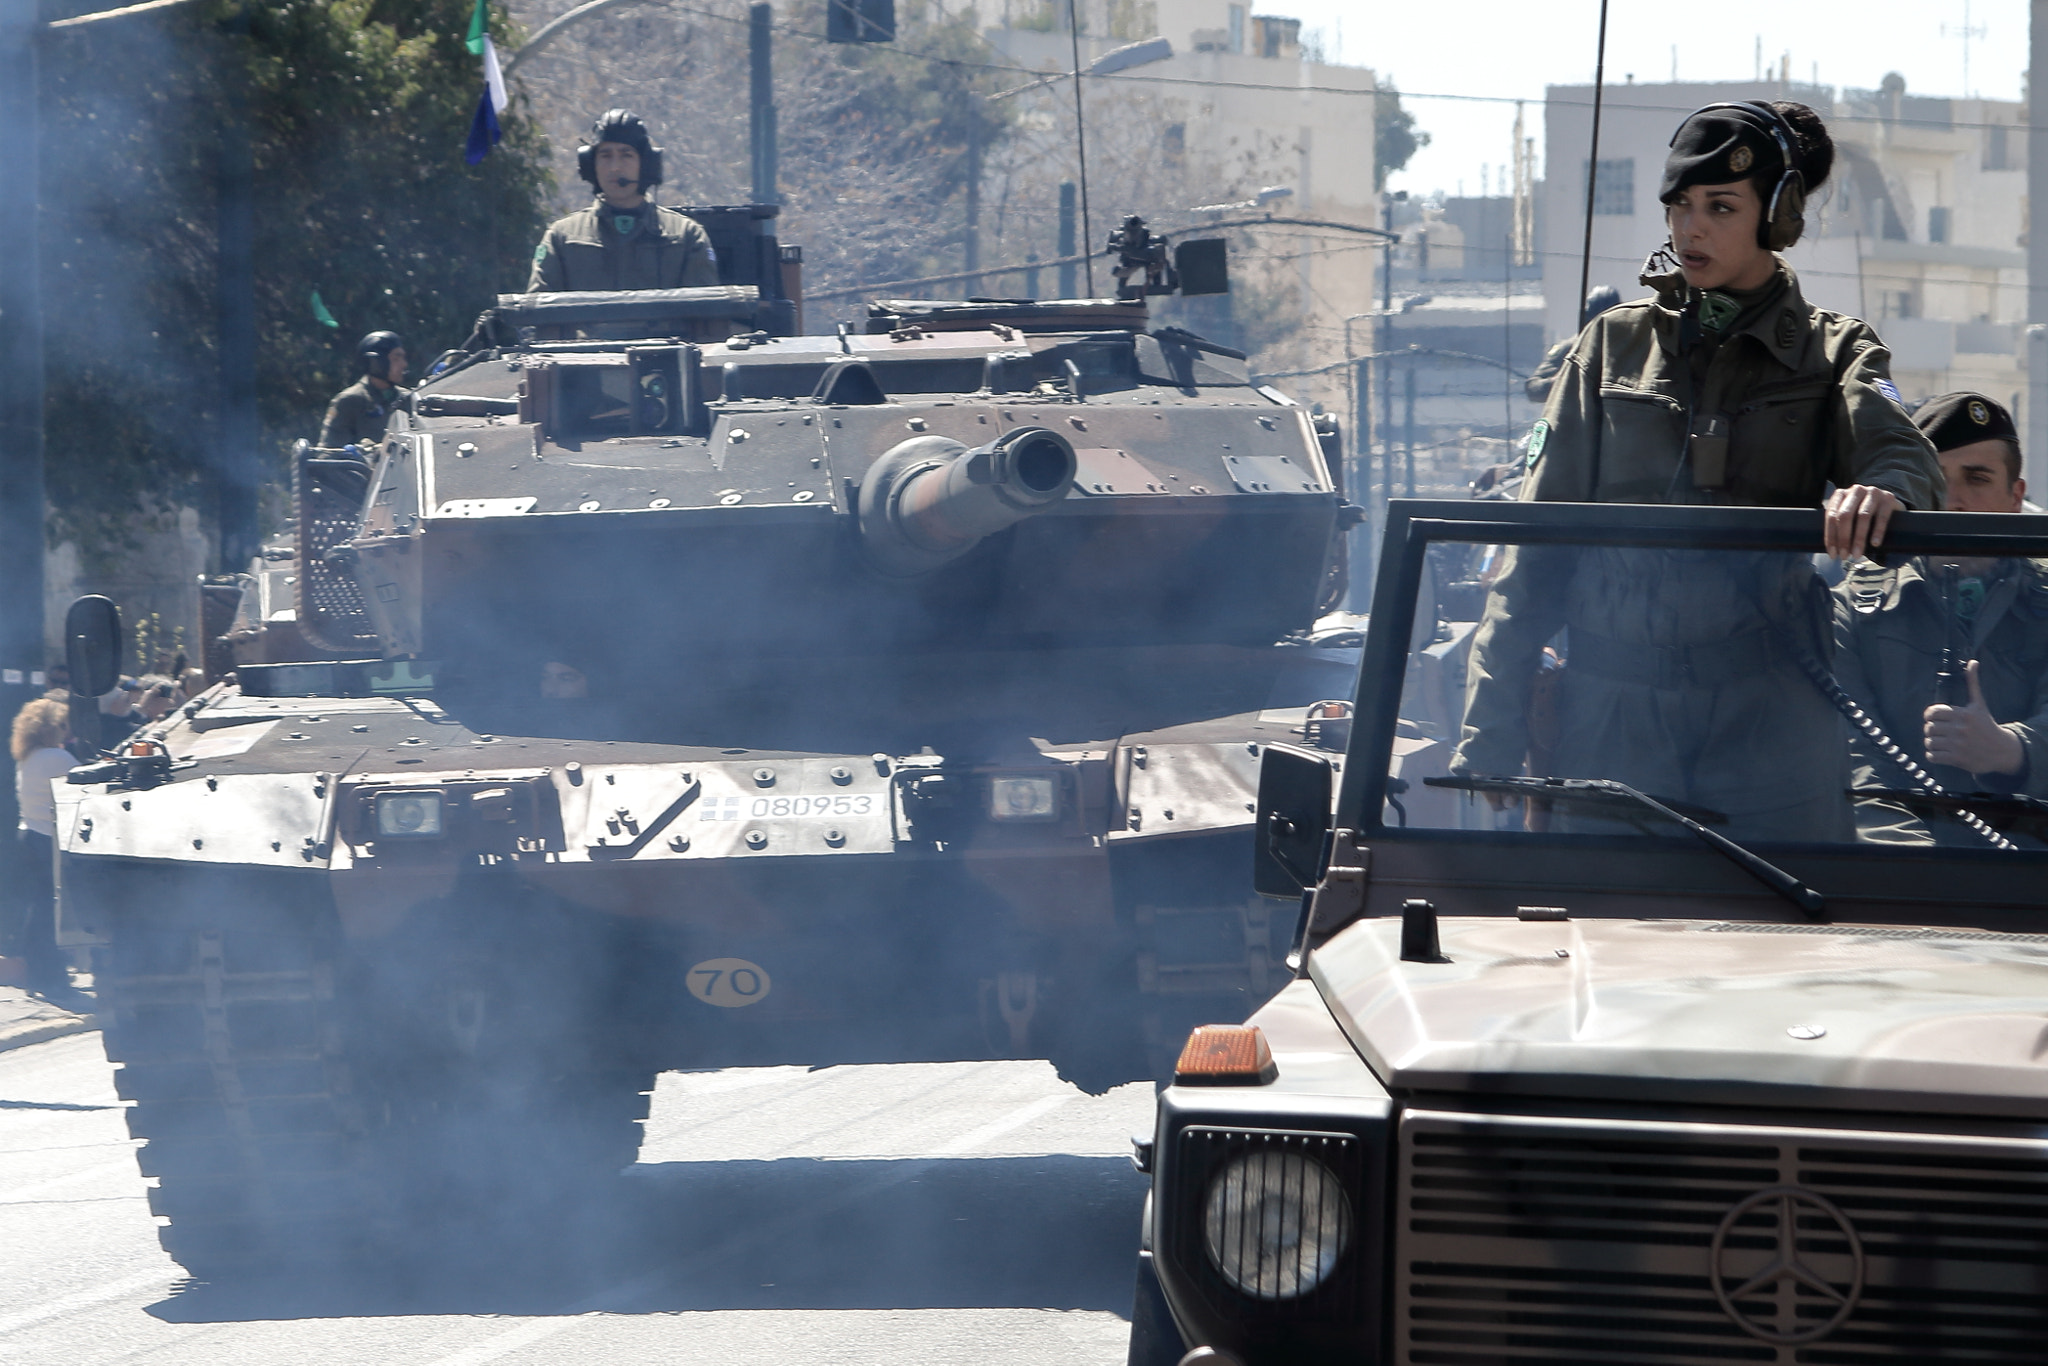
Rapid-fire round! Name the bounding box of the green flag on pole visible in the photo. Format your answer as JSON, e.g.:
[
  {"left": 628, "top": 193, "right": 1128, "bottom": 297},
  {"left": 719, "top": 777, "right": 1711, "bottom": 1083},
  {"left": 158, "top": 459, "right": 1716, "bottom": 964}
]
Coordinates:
[
  {"left": 465, "top": 0, "right": 487, "bottom": 55},
  {"left": 309, "top": 290, "right": 339, "bottom": 329}
]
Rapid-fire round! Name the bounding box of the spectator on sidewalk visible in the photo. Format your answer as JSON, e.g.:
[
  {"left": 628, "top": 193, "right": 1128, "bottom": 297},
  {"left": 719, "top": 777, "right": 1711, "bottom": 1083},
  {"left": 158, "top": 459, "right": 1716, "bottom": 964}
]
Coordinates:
[{"left": 10, "top": 698, "right": 86, "bottom": 1010}]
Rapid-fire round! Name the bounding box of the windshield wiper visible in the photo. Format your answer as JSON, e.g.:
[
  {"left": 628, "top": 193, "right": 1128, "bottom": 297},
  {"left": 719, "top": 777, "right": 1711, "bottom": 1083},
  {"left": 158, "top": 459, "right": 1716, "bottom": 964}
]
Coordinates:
[
  {"left": 1425, "top": 774, "right": 1827, "bottom": 921},
  {"left": 1851, "top": 786, "right": 2040, "bottom": 846}
]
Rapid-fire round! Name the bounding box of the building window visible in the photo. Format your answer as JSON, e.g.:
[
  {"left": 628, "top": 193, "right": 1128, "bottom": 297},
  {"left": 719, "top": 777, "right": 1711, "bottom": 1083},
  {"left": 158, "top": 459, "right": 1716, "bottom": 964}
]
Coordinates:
[
  {"left": 1929, "top": 206, "right": 1951, "bottom": 244},
  {"left": 1584, "top": 158, "right": 1634, "bottom": 215},
  {"left": 1227, "top": 3, "right": 1245, "bottom": 53},
  {"left": 1987, "top": 124, "right": 2010, "bottom": 171},
  {"left": 1162, "top": 122, "right": 1185, "bottom": 161}
]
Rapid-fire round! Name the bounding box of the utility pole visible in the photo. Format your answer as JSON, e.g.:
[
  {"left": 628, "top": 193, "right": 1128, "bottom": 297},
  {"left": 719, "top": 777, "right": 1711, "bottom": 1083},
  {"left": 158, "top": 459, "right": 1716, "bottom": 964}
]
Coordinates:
[
  {"left": 964, "top": 118, "right": 981, "bottom": 298},
  {"left": 749, "top": 3, "right": 777, "bottom": 204},
  {"left": 217, "top": 0, "right": 259, "bottom": 573},
  {"left": 0, "top": 0, "right": 45, "bottom": 877},
  {"left": 2030, "top": 0, "right": 2048, "bottom": 491},
  {"left": 1057, "top": 181, "right": 1077, "bottom": 297},
  {"left": 1379, "top": 195, "right": 1396, "bottom": 520}
]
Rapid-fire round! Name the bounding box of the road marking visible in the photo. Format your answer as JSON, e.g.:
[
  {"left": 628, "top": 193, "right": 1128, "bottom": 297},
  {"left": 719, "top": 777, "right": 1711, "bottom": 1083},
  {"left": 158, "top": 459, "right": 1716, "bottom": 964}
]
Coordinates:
[
  {"left": 412, "top": 1090, "right": 1078, "bottom": 1365},
  {"left": 0, "top": 1267, "right": 166, "bottom": 1336},
  {"left": 934, "top": 1092, "right": 1070, "bottom": 1155},
  {"left": 0, "top": 1157, "right": 139, "bottom": 1204},
  {"left": 415, "top": 1272, "right": 669, "bottom": 1366}
]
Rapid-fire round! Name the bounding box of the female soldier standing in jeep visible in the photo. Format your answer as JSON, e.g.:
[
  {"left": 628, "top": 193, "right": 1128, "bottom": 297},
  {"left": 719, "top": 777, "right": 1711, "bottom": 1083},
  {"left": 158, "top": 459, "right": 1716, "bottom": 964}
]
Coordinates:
[{"left": 1449, "top": 101, "right": 1944, "bottom": 842}]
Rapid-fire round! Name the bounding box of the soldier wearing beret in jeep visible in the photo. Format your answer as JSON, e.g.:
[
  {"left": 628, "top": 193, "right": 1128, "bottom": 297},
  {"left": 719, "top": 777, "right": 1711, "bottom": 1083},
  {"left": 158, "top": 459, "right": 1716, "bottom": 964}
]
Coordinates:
[
  {"left": 1452, "top": 101, "right": 1943, "bottom": 843},
  {"left": 1834, "top": 393, "right": 2048, "bottom": 843}
]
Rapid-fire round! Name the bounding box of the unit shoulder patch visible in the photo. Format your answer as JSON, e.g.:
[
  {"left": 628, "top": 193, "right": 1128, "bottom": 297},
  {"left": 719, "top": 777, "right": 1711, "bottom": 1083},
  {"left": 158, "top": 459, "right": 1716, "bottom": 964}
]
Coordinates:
[{"left": 1526, "top": 420, "right": 1549, "bottom": 467}]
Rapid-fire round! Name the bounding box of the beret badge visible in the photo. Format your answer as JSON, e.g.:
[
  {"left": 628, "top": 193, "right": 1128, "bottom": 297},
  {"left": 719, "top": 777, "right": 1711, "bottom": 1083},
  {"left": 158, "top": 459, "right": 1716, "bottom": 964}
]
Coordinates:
[
  {"left": 1729, "top": 145, "right": 1755, "bottom": 173},
  {"left": 1970, "top": 399, "right": 1990, "bottom": 425}
]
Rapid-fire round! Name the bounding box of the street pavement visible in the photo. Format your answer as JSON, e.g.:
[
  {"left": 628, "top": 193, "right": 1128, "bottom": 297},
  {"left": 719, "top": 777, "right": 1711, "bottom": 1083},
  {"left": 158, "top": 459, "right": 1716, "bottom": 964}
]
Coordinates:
[{"left": 0, "top": 1024, "right": 1157, "bottom": 1364}]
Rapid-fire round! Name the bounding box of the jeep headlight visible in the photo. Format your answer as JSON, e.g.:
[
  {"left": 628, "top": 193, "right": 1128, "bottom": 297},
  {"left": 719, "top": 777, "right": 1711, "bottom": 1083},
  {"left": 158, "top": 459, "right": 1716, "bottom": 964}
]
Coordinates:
[
  {"left": 988, "top": 775, "right": 1057, "bottom": 821},
  {"left": 1203, "top": 1149, "right": 1352, "bottom": 1300},
  {"left": 375, "top": 791, "right": 444, "bottom": 838}
]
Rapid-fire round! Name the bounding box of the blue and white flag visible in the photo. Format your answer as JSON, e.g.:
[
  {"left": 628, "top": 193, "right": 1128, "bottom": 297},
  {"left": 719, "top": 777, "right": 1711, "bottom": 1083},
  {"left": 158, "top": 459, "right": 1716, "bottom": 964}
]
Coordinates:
[{"left": 463, "top": 0, "right": 508, "bottom": 164}]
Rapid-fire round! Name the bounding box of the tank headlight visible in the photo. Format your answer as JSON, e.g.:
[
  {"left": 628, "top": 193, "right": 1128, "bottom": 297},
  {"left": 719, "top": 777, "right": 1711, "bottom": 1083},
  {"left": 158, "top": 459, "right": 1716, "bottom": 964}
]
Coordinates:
[
  {"left": 375, "top": 791, "right": 444, "bottom": 838},
  {"left": 1203, "top": 1149, "right": 1353, "bottom": 1300},
  {"left": 988, "top": 775, "right": 1057, "bottom": 821}
]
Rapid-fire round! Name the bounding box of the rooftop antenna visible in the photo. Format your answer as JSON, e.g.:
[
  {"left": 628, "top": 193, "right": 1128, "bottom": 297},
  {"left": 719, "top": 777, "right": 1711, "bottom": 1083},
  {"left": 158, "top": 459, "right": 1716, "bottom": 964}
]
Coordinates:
[
  {"left": 1577, "top": 0, "right": 1610, "bottom": 315},
  {"left": 1944, "top": 0, "right": 1987, "bottom": 97}
]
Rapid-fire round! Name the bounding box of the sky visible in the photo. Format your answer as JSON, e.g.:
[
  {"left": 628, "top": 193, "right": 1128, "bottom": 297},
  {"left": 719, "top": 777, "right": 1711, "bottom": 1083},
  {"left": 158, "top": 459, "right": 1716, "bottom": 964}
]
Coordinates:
[{"left": 1257, "top": 0, "right": 2028, "bottom": 199}]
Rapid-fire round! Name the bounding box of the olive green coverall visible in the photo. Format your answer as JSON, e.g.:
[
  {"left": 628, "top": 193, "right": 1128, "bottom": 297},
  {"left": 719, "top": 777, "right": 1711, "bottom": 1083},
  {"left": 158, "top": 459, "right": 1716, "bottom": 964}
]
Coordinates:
[
  {"left": 528, "top": 203, "right": 721, "bottom": 293},
  {"left": 1451, "top": 263, "right": 1944, "bottom": 842}
]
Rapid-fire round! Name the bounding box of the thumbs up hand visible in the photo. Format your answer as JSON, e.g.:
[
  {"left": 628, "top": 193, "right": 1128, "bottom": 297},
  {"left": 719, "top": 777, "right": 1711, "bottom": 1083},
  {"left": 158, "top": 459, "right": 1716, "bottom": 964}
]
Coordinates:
[{"left": 1924, "top": 659, "right": 2027, "bottom": 776}]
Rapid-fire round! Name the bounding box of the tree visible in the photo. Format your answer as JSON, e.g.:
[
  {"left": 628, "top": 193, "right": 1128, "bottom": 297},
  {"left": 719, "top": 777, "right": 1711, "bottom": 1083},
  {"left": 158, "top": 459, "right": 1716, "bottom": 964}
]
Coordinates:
[
  {"left": 37, "top": 0, "right": 553, "bottom": 555},
  {"left": 1374, "top": 84, "right": 1427, "bottom": 192}
]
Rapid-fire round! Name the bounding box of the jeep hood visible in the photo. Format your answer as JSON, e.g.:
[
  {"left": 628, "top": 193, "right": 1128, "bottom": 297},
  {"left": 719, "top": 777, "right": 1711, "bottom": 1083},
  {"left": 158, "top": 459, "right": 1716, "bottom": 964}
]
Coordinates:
[{"left": 1309, "top": 916, "right": 2048, "bottom": 1118}]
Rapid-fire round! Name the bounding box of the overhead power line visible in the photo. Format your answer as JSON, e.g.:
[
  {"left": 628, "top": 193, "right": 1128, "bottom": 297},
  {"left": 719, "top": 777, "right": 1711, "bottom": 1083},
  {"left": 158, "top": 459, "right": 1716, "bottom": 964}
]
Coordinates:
[
  {"left": 804, "top": 214, "right": 1396, "bottom": 302},
  {"left": 45, "top": 0, "right": 199, "bottom": 29}
]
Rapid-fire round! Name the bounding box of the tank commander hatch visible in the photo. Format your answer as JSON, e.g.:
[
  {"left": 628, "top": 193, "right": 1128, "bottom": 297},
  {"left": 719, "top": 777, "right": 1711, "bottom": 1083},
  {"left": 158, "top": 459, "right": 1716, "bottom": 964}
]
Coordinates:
[
  {"left": 318, "top": 331, "right": 408, "bottom": 449},
  {"left": 1834, "top": 391, "right": 2048, "bottom": 843},
  {"left": 528, "top": 110, "right": 720, "bottom": 293}
]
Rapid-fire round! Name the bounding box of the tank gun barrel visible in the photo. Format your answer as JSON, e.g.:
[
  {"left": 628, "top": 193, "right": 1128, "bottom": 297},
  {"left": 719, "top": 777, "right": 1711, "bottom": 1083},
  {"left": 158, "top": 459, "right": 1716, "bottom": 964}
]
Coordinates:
[{"left": 858, "top": 427, "right": 1077, "bottom": 575}]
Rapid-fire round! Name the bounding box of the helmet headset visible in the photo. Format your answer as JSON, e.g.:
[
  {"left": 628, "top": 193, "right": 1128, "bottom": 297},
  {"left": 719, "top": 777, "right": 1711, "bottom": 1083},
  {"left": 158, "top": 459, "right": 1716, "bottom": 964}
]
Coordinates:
[
  {"left": 355, "top": 330, "right": 404, "bottom": 380},
  {"left": 577, "top": 109, "right": 664, "bottom": 193},
  {"left": 1666, "top": 101, "right": 1807, "bottom": 251}
]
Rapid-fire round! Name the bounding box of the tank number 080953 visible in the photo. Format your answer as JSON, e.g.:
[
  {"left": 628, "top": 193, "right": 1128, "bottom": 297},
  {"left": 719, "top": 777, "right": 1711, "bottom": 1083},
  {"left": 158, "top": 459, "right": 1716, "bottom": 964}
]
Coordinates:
[{"left": 753, "top": 795, "right": 873, "bottom": 818}]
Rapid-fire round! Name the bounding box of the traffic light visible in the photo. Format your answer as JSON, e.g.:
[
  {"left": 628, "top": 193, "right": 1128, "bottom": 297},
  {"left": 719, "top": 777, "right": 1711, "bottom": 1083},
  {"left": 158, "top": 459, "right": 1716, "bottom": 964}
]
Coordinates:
[{"left": 826, "top": 0, "right": 893, "bottom": 42}]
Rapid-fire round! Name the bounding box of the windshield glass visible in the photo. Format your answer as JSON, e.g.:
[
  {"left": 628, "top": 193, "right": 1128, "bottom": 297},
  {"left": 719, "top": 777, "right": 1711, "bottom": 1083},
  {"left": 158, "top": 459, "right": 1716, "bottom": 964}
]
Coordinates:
[{"left": 1386, "top": 529, "right": 2048, "bottom": 854}]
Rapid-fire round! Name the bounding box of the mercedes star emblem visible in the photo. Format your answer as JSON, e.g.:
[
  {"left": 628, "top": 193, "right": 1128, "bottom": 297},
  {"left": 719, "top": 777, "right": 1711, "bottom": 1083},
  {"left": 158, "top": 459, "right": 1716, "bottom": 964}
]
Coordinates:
[{"left": 1710, "top": 1186, "right": 1866, "bottom": 1345}]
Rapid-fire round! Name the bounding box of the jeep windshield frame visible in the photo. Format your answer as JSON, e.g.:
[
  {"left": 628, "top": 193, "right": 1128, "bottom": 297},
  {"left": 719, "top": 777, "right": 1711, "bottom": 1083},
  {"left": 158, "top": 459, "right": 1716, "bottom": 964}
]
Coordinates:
[{"left": 1333, "top": 500, "right": 2048, "bottom": 929}]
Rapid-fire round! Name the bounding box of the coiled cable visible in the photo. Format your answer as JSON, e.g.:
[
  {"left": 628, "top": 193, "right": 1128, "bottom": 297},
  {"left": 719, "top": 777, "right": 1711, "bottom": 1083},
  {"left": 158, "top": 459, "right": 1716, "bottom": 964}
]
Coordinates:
[{"left": 1791, "top": 649, "right": 2017, "bottom": 852}]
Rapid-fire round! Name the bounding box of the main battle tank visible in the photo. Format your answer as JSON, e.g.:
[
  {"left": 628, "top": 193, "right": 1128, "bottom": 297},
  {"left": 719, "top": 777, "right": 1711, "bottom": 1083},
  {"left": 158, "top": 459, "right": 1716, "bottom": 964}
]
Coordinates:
[{"left": 55, "top": 207, "right": 1359, "bottom": 1272}]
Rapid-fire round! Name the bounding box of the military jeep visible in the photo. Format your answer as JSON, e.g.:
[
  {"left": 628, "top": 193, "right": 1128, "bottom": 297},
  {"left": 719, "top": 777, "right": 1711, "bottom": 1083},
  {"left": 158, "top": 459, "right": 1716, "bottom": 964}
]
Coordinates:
[{"left": 1133, "top": 499, "right": 2048, "bottom": 1366}]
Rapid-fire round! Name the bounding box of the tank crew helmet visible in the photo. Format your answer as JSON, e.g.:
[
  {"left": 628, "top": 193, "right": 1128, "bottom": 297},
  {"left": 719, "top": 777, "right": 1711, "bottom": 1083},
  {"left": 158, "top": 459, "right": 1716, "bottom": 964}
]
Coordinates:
[
  {"left": 354, "top": 330, "right": 405, "bottom": 380},
  {"left": 1661, "top": 102, "right": 1808, "bottom": 251},
  {"left": 1580, "top": 284, "right": 1622, "bottom": 328},
  {"left": 577, "top": 109, "right": 664, "bottom": 191}
]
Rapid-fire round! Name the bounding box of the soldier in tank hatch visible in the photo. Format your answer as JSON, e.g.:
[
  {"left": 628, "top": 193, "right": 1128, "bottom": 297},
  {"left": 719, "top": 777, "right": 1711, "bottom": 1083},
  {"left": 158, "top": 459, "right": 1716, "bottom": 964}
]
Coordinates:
[
  {"left": 1834, "top": 392, "right": 2048, "bottom": 844},
  {"left": 529, "top": 110, "right": 719, "bottom": 293},
  {"left": 319, "top": 331, "right": 409, "bottom": 449}
]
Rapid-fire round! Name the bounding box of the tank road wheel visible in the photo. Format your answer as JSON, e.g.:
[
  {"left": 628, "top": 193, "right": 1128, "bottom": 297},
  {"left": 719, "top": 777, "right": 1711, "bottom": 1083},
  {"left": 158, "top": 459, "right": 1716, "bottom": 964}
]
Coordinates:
[{"left": 96, "top": 907, "right": 377, "bottom": 1276}]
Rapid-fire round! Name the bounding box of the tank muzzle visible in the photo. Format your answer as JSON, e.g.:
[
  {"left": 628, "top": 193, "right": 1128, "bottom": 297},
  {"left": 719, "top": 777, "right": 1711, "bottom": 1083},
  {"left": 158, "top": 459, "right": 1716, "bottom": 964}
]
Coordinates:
[{"left": 858, "top": 427, "right": 1078, "bottom": 576}]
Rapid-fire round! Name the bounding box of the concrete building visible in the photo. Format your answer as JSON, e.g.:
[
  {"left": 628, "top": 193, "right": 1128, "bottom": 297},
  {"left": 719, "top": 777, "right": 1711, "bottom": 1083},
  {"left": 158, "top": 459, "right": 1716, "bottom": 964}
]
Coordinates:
[
  {"left": 980, "top": 0, "right": 1379, "bottom": 418},
  {"left": 1541, "top": 76, "right": 2032, "bottom": 481}
]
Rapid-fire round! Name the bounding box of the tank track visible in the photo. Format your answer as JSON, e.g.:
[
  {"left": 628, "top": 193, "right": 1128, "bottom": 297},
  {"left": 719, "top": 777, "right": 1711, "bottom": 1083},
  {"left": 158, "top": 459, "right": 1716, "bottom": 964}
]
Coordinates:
[
  {"left": 97, "top": 906, "right": 655, "bottom": 1276},
  {"left": 97, "top": 911, "right": 376, "bottom": 1273}
]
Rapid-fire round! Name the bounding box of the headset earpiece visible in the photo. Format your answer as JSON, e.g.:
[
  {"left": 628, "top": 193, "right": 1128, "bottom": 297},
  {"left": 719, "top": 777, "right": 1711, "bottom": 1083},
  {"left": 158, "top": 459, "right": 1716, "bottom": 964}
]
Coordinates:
[
  {"left": 576, "top": 142, "right": 597, "bottom": 187},
  {"left": 1766, "top": 170, "right": 1808, "bottom": 251},
  {"left": 1670, "top": 100, "right": 1806, "bottom": 251}
]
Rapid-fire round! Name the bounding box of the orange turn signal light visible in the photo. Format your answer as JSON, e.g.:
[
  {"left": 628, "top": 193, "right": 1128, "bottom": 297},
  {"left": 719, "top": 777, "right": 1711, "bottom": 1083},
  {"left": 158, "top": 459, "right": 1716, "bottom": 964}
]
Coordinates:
[{"left": 1174, "top": 1024, "right": 1278, "bottom": 1086}]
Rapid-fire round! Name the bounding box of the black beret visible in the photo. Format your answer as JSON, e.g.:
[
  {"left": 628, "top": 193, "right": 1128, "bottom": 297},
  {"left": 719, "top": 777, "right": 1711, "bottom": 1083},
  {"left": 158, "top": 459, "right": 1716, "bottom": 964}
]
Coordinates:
[
  {"left": 1914, "top": 391, "right": 2018, "bottom": 453},
  {"left": 1660, "top": 106, "right": 1784, "bottom": 202}
]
